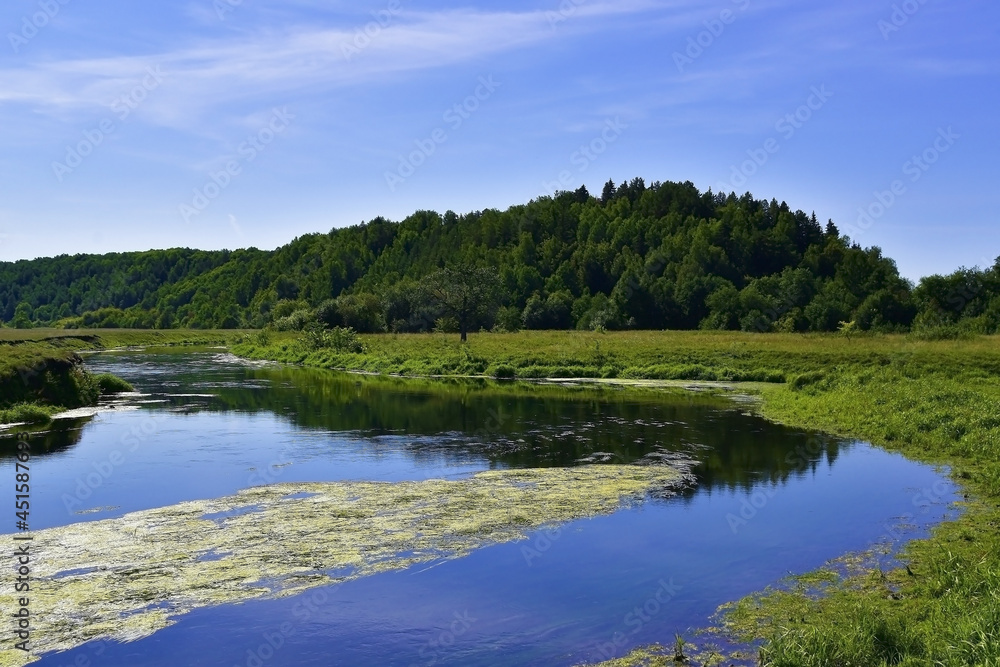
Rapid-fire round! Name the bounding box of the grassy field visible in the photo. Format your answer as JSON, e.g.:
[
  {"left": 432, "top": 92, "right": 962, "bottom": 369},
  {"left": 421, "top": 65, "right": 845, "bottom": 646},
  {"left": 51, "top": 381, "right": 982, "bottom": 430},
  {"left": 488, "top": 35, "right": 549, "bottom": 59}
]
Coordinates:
[
  {"left": 231, "top": 328, "right": 1000, "bottom": 382},
  {"left": 4, "top": 328, "right": 1000, "bottom": 664}
]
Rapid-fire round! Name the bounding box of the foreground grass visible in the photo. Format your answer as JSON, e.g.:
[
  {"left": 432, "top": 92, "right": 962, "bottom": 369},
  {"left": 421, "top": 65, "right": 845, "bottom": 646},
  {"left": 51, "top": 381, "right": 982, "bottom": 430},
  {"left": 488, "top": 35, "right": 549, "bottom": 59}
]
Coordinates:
[{"left": 713, "top": 369, "right": 1000, "bottom": 667}]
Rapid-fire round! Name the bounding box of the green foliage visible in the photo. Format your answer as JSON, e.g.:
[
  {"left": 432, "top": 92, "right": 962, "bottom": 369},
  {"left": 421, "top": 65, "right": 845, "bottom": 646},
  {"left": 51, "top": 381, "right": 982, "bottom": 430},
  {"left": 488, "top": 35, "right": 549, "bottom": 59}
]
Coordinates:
[
  {"left": 8, "top": 181, "right": 994, "bottom": 334},
  {"left": 491, "top": 305, "right": 522, "bottom": 333},
  {"left": 253, "top": 329, "right": 272, "bottom": 346},
  {"left": 272, "top": 308, "right": 313, "bottom": 331},
  {"left": 421, "top": 265, "right": 502, "bottom": 341},
  {"left": 487, "top": 363, "right": 516, "bottom": 379},
  {"left": 0, "top": 340, "right": 128, "bottom": 420},
  {"left": 837, "top": 319, "right": 858, "bottom": 340},
  {"left": 0, "top": 402, "right": 58, "bottom": 425},
  {"left": 12, "top": 302, "right": 32, "bottom": 329},
  {"left": 94, "top": 373, "right": 135, "bottom": 394},
  {"left": 301, "top": 324, "right": 366, "bottom": 353},
  {"left": 788, "top": 370, "right": 826, "bottom": 390}
]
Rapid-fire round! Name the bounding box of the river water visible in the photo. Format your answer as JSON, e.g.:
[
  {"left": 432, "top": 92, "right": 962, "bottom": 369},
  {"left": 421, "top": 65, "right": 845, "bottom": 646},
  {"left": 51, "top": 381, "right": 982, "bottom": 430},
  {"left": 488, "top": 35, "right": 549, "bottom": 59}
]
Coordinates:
[{"left": 2, "top": 350, "right": 958, "bottom": 666}]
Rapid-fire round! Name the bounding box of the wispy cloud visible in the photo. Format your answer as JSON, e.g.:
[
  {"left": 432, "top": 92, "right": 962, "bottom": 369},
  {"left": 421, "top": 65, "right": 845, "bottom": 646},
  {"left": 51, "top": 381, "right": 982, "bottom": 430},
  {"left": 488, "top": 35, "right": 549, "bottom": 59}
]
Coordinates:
[{"left": 0, "top": 2, "right": 672, "bottom": 126}]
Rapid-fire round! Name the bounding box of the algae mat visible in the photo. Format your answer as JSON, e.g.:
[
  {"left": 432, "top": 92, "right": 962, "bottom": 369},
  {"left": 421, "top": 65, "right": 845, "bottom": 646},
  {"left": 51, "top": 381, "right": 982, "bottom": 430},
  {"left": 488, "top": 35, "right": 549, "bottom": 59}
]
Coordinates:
[{"left": 0, "top": 464, "right": 689, "bottom": 666}]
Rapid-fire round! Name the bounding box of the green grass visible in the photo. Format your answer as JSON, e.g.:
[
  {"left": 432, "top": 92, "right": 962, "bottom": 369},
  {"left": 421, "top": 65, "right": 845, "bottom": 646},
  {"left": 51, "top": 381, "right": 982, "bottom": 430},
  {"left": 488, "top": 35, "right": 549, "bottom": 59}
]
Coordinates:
[
  {"left": 0, "top": 327, "right": 245, "bottom": 348},
  {"left": 93, "top": 373, "right": 135, "bottom": 394},
  {"left": 231, "top": 329, "right": 1000, "bottom": 382},
  {"left": 0, "top": 402, "right": 60, "bottom": 425},
  {"left": 715, "top": 368, "right": 1000, "bottom": 667}
]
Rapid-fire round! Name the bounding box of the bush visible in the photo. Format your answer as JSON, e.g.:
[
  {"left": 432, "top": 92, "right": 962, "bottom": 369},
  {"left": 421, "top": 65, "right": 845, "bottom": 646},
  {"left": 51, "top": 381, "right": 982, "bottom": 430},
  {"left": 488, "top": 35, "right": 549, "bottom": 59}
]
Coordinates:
[
  {"left": 0, "top": 403, "right": 55, "bottom": 425},
  {"left": 254, "top": 329, "right": 272, "bottom": 346},
  {"left": 271, "top": 299, "right": 309, "bottom": 319},
  {"left": 434, "top": 316, "right": 460, "bottom": 334},
  {"left": 94, "top": 373, "right": 135, "bottom": 394},
  {"left": 315, "top": 299, "right": 341, "bottom": 328},
  {"left": 488, "top": 364, "right": 516, "bottom": 380},
  {"left": 273, "top": 309, "right": 313, "bottom": 331},
  {"left": 492, "top": 306, "right": 522, "bottom": 333},
  {"left": 335, "top": 293, "right": 386, "bottom": 333},
  {"left": 302, "top": 325, "right": 367, "bottom": 353}
]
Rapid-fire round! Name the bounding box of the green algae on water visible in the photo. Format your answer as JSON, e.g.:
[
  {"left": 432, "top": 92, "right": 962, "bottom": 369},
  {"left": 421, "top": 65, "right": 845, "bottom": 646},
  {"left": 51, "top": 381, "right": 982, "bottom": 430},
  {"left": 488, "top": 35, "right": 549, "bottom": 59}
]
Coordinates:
[{"left": 0, "top": 464, "right": 688, "bottom": 666}]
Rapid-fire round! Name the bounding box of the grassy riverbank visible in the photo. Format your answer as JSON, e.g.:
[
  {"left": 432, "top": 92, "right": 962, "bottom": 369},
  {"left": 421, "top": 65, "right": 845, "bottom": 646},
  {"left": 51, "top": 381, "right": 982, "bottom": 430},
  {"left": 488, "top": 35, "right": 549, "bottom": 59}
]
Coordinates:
[
  {"left": 0, "top": 329, "right": 239, "bottom": 425},
  {"left": 233, "top": 329, "right": 1000, "bottom": 666},
  {"left": 714, "top": 368, "right": 1000, "bottom": 666},
  {"left": 231, "top": 329, "right": 1000, "bottom": 382}
]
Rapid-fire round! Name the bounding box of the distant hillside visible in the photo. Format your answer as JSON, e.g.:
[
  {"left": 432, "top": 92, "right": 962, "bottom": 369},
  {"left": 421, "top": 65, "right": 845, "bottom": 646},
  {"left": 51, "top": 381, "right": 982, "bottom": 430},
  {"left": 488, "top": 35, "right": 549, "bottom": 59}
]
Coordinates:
[{"left": 2, "top": 179, "right": 997, "bottom": 334}]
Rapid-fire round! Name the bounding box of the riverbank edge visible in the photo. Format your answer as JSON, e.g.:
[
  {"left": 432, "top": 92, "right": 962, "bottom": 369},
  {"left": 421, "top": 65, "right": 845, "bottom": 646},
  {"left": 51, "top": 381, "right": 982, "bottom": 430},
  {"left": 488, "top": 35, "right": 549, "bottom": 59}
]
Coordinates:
[{"left": 0, "top": 334, "right": 144, "bottom": 426}]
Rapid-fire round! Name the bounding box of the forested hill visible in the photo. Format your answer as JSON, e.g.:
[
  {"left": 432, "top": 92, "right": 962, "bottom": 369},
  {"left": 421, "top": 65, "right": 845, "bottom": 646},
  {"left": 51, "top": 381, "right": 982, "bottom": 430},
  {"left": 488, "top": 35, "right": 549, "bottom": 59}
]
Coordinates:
[{"left": 2, "top": 179, "right": 998, "bottom": 334}]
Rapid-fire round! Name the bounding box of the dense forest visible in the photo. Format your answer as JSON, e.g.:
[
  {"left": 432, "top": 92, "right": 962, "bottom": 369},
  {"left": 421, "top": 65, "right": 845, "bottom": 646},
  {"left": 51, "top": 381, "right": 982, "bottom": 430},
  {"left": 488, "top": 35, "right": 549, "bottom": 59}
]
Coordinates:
[{"left": 2, "top": 179, "right": 998, "bottom": 335}]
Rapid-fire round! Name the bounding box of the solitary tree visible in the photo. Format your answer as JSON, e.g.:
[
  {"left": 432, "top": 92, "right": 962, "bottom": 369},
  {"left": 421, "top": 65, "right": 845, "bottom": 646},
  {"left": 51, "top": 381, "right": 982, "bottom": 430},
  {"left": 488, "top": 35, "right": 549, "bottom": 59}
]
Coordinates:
[
  {"left": 422, "top": 265, "right": 502, "bottom": 342},
  {"left": 12, "top": 302, "right": 33, "bottom": 329}
]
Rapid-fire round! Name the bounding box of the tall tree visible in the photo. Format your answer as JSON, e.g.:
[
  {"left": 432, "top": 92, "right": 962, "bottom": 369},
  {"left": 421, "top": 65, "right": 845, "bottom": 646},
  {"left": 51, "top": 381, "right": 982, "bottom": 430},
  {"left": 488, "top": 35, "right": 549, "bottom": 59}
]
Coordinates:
[{"left": 422, "top": 265, "right": 502, "bottom": 342}]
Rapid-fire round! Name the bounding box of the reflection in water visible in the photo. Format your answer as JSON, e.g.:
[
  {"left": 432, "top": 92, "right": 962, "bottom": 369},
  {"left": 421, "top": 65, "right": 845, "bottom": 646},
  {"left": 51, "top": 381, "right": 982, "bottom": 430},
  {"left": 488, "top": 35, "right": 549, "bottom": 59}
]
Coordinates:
[{"left": 6, "top": 351, "right": 845, "bottom": 496}]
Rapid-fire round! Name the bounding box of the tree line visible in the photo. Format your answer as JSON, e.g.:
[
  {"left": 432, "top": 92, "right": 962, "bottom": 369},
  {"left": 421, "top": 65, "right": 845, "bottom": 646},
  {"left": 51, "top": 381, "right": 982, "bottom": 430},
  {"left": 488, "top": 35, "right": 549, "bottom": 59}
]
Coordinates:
[{"left": 2, "top": 179, "right": 998, "bottom": 337}]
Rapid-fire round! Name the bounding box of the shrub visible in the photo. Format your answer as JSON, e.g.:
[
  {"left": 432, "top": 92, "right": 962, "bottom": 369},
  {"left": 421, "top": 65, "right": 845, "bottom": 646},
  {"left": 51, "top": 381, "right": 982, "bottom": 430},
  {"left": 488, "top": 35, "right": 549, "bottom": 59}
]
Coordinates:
[
  {"left": 273, "top": 309, "right": 313, "bottom": 331},
  {"left": 434, "top": 316, "right": 460, "bottom": 334},
  {"left": 302, "top": 325, "right": 366, "bottom": 353},
  {"left": 0, "top": 403, "right": 54, "bottom": 425},
  {"left": 94, "top": 373, "right": 135, "bottom": 394},
  {"left": 488, "top": 364, "right": 516, "bottom": 380}
]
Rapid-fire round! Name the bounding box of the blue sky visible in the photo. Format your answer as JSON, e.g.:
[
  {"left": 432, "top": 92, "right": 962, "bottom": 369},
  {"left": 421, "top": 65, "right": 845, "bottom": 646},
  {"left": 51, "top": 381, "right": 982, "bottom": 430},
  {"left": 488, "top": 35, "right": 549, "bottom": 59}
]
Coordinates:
[{"left": 0, "top": 0, "right": 996, "bottom": 281}]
